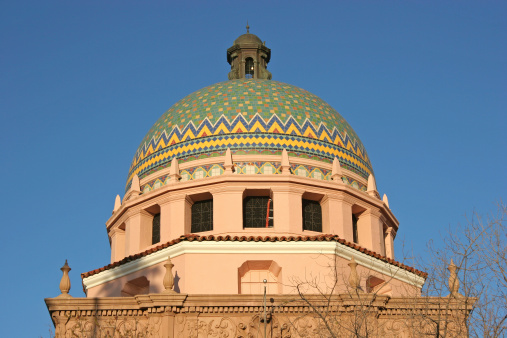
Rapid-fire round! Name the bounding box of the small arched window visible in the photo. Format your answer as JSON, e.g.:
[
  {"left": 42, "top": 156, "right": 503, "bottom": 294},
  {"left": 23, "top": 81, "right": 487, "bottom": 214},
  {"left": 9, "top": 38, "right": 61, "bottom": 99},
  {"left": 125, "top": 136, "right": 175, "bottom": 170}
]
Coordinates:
[
  {"left": 121, "top": 276, "right": 149, "bottom": 297},
  {"left": 302, "top": 199, "right": 322, "bottom": 232},
  {"left": 191, "top": 199, "right": 213, "bottom": 233},
  {"left": 238, "top": 260, "right": 282, "bottom": 294},
  {"left": 152, "top": 213, "right": 160, "bottom": 244},
  {"left": 245, "top": 58, "right": 254, "bottom": 78}
]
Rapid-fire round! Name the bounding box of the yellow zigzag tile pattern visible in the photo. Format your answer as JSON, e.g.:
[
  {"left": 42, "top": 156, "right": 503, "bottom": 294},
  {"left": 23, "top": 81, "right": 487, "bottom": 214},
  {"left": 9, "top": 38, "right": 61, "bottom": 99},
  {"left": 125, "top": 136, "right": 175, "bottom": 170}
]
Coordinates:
[
  {"left": 127, "top": 136, "right": 371, "bottom": 187},
  {"left": 131, "top": 114, "right": 368, "bottom": 169}
]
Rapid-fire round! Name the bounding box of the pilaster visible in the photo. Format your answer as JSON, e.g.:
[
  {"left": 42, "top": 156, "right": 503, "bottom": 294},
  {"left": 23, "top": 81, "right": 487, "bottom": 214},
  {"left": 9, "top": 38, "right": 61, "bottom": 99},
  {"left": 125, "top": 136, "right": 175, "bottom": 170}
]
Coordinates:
[
  {"left": 110, "top": 227, "right": 126, "bottom": 263},
  {"left": 125, "top": 209, "right": 153, "bottom": 256},
  {"left": 159, "top": 194, "right": 192, "bottom": 241},
  {"left": 211, "top": 187, "right": 244, "bottom": 232},
  {"left": 160, "top": 200, "right": 171, "bottom": 243},
  {"left": 385, "top": 227, "right": 396, "bottom": 260},
  {"left": 321, "top": 193, "right": 354, "bottom": 240},
  {"left": 357, "top": 208, "right": 383, "bottom": 255},
  {"left": 271, "top": 187, "right": 304, "bottom": 233}
]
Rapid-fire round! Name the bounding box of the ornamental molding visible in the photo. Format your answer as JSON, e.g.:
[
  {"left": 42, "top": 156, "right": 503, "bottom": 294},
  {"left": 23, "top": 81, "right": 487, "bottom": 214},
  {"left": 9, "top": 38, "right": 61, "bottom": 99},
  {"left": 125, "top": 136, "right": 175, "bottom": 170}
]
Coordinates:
[
  {"left": 82, "top": 240, "right": 425, "bottom": 291},
  {"left": 108, "top": 227, "right": 125, "bottom": 238},
  {"left": 320, "top": 192, "right": 355, "bottom": 205},
  {"left": 137, "top": 154, "right": 369, "bottom": 187},
  {"left": 45, "top": 293, "right": 475, "bottom": 338},
  {"left": 270, "top": 186, "right": 305, "bottom": 195},
  {"left": 386, "top": 227, "right": 397, "bottom": 238},
  {"left": 209, "top": 186, "right": 245, "bottom": 195},
  {"left": 362, "top": 208, "right": 382, "bottom": 218},
  {"left": 46, "top": 293, "right": 473, "bottom": 315},
  {"left": 107, "top": 175, "right": 396, "bottom": 230},
  {"left": 160, "top": 193, "right": 192, "bottom": 204}
]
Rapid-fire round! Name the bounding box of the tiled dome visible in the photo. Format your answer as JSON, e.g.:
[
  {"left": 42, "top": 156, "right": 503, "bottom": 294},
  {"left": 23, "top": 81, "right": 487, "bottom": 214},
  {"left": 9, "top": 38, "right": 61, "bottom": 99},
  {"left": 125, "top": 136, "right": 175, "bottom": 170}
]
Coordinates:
[
  {"left": 126, "top": 79, "right": 372, "bottom": 190},
  {"left": 234, "top": 33, "right": 263, "bottom": 45}
]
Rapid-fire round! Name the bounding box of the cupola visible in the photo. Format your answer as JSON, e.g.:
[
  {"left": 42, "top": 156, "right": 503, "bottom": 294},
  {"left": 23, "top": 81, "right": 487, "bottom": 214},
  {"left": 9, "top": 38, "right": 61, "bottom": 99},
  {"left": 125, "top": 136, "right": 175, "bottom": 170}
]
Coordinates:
[{"left": 227, "top": 23, "right": 272, "bottom": 80}]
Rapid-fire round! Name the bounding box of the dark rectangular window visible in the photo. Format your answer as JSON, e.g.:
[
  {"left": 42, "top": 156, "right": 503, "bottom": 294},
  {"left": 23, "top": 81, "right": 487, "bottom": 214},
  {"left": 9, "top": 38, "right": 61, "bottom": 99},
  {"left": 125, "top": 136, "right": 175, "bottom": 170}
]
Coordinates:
[
  {"left": 152, "top": 213, "right": 160, "bottom": 244},
  {"left": 352, "top": 214, "right": 359, "bottom": 243},
  {"left": 191, "top": 199, "right": 213, "bottom": 233},
  {"left": 243, "top": 196, "right": 273, "bottom": 228},
  {"left": 302, "top": 199, "right": 322, "bottom": 232}
]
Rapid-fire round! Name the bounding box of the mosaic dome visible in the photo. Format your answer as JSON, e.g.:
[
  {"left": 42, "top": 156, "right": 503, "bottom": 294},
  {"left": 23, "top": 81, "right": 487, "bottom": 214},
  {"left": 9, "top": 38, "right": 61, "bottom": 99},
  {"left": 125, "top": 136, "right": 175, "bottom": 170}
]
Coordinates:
[{"left": 126, "top": 79, "right": 372, "bottom": 191}]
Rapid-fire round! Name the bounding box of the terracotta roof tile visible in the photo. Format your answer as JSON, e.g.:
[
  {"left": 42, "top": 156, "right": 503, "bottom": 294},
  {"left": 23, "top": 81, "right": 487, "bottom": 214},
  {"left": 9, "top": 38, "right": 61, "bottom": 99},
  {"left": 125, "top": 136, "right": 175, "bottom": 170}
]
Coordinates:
[{"left": 81, "top": 234, "right": 427, "bottom": 279}]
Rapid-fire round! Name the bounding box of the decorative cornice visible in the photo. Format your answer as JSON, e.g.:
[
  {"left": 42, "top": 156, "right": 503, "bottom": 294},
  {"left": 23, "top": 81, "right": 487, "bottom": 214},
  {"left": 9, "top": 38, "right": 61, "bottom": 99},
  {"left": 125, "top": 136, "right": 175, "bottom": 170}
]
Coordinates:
[
  {"left": 362, "top": 208, "right": 382, "bottom": 218},
  {"left": 270, "top": 186, "right": 305, "bottom": 195},
  {"left": 320, "top": 192, "right": 355, "bottom": 205},
  {"left": 45, "top": 293, "right": 475, "bottom": 317},
  {"left": 108, "top": 227, "right": 125, "bottom": 238},
  {"left": 209, "top": 186, "right": 245, "bottom": 195},
  {"left": 107, "top": 175, "right": 398, "bottom": 233},
  {"left": 115, "top": 171, "right": 370, "bottom": 210},
  {"left": 386, "top": 227, "right": 397, "bottom": 238}
]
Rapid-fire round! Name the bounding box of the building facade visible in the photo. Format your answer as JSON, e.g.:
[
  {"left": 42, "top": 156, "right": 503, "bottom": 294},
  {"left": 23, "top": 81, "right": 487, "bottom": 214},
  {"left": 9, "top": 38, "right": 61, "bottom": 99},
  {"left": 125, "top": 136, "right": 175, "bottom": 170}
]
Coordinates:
[{"left": 45, "top": 28, "right": 473, "bottom": 337}]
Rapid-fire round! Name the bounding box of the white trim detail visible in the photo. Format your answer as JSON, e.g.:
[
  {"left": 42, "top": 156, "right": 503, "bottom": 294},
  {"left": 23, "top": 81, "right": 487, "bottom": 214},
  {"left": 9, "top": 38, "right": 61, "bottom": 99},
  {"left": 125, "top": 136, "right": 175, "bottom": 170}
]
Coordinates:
[{"left": 82, "top": 241, "right": 425, "bottom": 290}]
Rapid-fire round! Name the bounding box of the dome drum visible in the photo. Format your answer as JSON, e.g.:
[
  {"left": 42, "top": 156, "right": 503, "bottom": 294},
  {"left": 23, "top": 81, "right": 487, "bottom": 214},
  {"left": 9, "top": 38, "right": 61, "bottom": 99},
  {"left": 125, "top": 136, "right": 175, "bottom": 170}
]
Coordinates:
[{"left": 111, "top": 159, "right": 397, "bottom": 265}]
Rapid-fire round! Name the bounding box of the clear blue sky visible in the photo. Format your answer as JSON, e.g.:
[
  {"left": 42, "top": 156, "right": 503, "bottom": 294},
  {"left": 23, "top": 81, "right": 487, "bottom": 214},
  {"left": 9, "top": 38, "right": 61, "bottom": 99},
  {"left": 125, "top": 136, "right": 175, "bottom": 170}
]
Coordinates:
[{"left": 0, "top": 1, "right": 505, "bottom": 336}]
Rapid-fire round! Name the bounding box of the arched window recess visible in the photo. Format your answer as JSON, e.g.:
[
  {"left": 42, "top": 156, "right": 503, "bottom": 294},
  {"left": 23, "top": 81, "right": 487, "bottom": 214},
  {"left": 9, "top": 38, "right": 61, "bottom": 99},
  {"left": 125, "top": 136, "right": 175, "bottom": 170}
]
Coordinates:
[{"left": 245, "top": 57, "right": 254, "bottom": 78}]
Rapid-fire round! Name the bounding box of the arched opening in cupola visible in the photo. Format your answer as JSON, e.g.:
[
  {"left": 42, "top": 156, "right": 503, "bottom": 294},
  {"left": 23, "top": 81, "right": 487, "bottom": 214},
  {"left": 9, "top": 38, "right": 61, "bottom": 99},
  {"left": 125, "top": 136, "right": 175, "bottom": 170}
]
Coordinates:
[{"left": 245, "top": 57, "right": 254, "bottom": 78}]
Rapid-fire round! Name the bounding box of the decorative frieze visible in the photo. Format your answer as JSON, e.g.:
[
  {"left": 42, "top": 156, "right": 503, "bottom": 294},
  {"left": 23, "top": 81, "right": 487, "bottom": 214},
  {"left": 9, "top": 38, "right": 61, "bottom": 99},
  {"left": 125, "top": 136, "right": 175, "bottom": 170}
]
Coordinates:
[{"left": 46, "top": 293, "right": 474, "bottom": 338}]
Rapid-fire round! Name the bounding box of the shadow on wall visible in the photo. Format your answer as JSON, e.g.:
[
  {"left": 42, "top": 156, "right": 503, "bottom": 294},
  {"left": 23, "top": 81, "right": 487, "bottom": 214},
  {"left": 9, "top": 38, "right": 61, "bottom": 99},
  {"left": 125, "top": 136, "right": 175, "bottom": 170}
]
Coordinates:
[
  {"left": 174, "top": 271, "right": 181, "bottom": 293},
  {"left": 121, "top": 276, "right": 150, "bottom": 297}
]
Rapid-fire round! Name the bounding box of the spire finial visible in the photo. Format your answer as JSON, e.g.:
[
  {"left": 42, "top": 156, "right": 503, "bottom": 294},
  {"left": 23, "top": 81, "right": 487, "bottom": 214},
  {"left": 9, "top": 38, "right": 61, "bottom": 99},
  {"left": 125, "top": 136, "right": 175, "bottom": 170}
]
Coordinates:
[
  {"left": 331, "top": 157, "right": 343, "bottom": 182},
  {"left": 246, "top": 21, "right": 250, "bottom": 33},
  {"left": 57, "top": 260, "right": 72, "bottom": 298},
  {"left": 163, "top": 256, "right": 177, "bottom": 294},
  {"left": 169, "top": 157, "right": 181, "bottom": 183},
  {"left": 224, "top": 147, "right": 234, "bottom": 174},
  {"left": 280, "top": 149, "right": 291, "bottom": 175}
]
